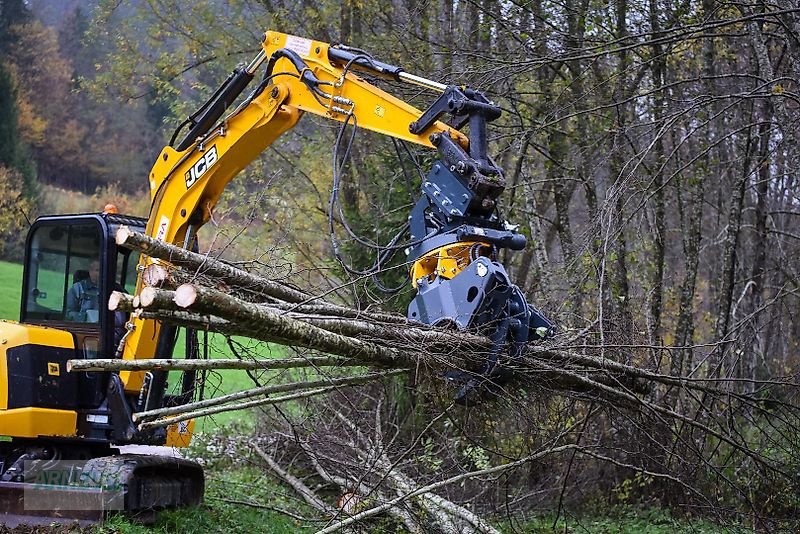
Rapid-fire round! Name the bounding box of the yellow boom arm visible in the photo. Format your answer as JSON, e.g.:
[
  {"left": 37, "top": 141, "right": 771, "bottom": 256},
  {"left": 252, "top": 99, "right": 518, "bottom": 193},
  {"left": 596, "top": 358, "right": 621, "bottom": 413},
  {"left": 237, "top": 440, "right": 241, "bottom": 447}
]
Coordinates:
[{"left": 119, "top": 31, "right": 466, "bottom": 392}]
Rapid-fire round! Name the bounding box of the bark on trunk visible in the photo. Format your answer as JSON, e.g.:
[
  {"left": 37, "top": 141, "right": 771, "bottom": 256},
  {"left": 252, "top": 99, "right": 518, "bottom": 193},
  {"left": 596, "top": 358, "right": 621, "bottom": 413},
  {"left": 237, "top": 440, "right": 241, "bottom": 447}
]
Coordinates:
[
  {"left": 117, "top": 226, "right": 317, "bottom": 305},
  {"left": 67, "top": 356, "right": 359, "bottom": 373},
  {"left": 710, "top": 123, "right": 751, "bottom": 375}
]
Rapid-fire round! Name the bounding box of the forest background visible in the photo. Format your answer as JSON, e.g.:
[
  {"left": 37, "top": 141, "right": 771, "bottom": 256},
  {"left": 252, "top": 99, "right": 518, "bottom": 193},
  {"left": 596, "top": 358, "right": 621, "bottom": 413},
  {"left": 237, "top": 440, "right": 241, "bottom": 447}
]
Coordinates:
[{"left": 1, "top": 0, "right": 799, "bottom": 531}]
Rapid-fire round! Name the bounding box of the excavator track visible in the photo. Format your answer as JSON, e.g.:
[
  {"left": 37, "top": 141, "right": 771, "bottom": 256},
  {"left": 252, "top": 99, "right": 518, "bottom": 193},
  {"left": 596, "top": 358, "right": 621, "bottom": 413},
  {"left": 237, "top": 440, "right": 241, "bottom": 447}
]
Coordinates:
[{"left": 0, "top": 453, "right": 204, "bottom": 527}]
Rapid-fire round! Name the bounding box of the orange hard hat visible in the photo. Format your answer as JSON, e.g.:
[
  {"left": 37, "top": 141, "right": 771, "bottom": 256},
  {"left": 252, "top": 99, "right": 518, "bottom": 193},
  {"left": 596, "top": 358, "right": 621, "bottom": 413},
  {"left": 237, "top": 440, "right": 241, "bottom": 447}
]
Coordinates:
[{"left": 103, "top": 203, "right": 119, "bottom": 214}]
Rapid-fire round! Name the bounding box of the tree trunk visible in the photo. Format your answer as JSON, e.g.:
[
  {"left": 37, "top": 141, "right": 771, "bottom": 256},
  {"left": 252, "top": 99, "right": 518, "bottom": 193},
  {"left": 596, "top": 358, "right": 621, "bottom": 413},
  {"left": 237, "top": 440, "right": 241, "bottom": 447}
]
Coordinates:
[
  {"left": 672, "top": 0, "right": 715, "bottom": 380},
  {"left": 116, "top": 226, "right": 316, "bottom": 305},
  {"left": 710, "top": 121, "right": 752, "bottom": 376},
  {"left": 647, "top": 0, "right": 667, "bottom": 357}
]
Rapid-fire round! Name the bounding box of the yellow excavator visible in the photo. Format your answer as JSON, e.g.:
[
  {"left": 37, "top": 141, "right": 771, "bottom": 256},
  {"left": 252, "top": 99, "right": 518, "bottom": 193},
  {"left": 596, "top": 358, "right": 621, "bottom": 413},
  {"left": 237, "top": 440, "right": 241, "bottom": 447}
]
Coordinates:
[{"left": 0, "top": 30, "right": 552, "bottom": 525}]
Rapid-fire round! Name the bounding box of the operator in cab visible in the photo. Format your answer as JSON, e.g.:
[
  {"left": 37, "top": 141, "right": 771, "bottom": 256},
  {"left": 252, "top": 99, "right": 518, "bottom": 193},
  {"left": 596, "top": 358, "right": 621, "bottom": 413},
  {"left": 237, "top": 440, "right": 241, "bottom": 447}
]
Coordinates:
[{"left": 66, "top": 260, "right": 100, "bottom": 322}]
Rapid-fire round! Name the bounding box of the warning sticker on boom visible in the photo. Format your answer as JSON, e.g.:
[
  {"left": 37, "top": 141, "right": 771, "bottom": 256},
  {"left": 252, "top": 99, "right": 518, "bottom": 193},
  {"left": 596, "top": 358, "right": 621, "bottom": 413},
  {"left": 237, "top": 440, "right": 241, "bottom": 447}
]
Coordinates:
[
  {"left": 285, "top": 35, "right": 312, "bottom": 58},
  {"left": 156, "top": 215, "right": 170, "bottom": 241}
]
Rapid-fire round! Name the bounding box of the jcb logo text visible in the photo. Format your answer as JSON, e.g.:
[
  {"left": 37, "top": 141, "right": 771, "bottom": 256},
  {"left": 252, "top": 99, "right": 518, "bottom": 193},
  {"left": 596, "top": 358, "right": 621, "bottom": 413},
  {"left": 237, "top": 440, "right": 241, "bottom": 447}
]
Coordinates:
[{"left": 185, "top": 146, "right": 218, "bottom": 188}]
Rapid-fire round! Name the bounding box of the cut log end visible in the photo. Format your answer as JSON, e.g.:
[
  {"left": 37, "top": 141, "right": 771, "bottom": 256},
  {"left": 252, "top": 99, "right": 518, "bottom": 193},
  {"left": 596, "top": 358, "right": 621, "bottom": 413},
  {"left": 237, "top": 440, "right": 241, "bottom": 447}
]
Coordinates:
[
  {"left": 108, "top": 291, "right": 124, "bottom": 311},
  {"left": 143, "top": 263, "right": 170, "bottom": 287},
  {"left": 116, "top": 225, "right": 133, "bottom": 246},
  {"left": 139, "top": 287, "right": 157, "bottom": 308},
  {"left": 174, "top": 284, "right": 199, "bottom": 308}
]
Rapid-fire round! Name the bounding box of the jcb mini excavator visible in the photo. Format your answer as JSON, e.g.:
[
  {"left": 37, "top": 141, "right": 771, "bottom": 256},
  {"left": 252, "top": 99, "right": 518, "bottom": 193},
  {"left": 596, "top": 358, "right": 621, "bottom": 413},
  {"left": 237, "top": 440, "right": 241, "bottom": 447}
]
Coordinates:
[{"left": 0, "top": 31, "right": 553, "bottom": 525}]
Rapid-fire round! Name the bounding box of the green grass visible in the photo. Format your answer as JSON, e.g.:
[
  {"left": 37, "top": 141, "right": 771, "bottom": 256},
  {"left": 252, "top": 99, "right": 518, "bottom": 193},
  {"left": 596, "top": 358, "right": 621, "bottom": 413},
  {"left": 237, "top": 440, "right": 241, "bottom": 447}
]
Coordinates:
[
  {"left": 503, "top": 508, "right": 738, "bottom": 533},
  {"left": 97, "top": 478, "right": 736, "bottom": 534},
  {"left": 167, "top": 332, "right": 289, "bottom": 432},
  {"left": 97, "top": 463, "right": 305, "bottom": 534},
  {"left": 0, "top": 260, "right": 22, "bottom": 321}
]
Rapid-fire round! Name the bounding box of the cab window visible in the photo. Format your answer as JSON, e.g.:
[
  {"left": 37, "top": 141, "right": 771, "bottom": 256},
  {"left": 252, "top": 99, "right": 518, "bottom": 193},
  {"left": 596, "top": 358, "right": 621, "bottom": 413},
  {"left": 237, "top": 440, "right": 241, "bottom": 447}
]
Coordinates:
[
  {"left": 116, "top": 249, "right": 140, "bottom": 294},
  {"left": 23, "top": 224, "right": 102, "bottom": 323}
]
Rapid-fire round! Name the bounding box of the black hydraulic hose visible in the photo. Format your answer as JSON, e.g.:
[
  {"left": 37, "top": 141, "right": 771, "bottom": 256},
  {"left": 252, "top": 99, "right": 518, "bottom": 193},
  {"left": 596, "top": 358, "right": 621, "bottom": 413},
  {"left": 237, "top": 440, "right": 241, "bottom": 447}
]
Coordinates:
[
  {"left": 264, "top": 48, "right": 329, "bottom": 97},
  {"left": 168, "top": 117, "right": 192, "bottom": 148}
]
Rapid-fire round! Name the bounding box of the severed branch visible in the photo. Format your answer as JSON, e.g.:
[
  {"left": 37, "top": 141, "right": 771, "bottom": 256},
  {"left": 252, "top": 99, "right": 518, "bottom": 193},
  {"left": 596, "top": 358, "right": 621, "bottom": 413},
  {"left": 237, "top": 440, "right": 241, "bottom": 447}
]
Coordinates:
[
  {"left": 312, "top": 444, "right": 580, "bottom": 534},
  {"left": 108, "top": 291, "right": 135, "bottom": 312},
  {"left": 296, "top": 439, "right": 423, "bottom": 533},
  {"left": 67, "top": 356, "right": 360, "bottom": 373},
  {"left": 138, "top": 386, "right": 340, "bottom": 430},
  {"left": 138, "top": 286, "right": 181, "bottom": 310},
  {"left": 335, "top": 409, "right": 502, "bottom": 534},
  {"left": 116, "top": 229, "right": 650, "bottom": 399},
  {"left": 172, "top": 283, "right": 414, "bottom": 367},
  {"left": 172, "top": 283, "right": 488, "bottom": 358},
  {"left": 252, "top": 443, "right": 334, "bottom": 514},
  {"left": 120, "top": 226, "right": 409, "bottom": 323},
  {"left": 117, "top": 225, "right": 314, "bottom": 304},
  {"left": 137, "top": 308, "right": 233, "bottom": 333},
  {"left": 133, "top": 369, "right": 408, "bottom": 423}
]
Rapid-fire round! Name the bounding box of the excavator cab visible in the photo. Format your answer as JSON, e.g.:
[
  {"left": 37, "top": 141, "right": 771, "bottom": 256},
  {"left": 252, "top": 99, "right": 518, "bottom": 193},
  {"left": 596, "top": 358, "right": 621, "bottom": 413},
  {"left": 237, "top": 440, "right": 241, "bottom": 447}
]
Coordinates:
[
  {"left": 22, "top": 213, "right": 142, "bottom": 357},
  {"left": 9, "top": 213, "right": 145, "bottom": 434},
  {"left": 1, "top": 213, "right": 204, "bottom": 527}
]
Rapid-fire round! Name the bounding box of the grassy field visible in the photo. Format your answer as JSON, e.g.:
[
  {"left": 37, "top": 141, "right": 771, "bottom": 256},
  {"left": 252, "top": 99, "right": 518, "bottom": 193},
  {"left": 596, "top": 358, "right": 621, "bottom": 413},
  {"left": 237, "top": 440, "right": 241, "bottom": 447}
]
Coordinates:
[{"left": 0, "top": 260, "right": 22, "bottom": 321}]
